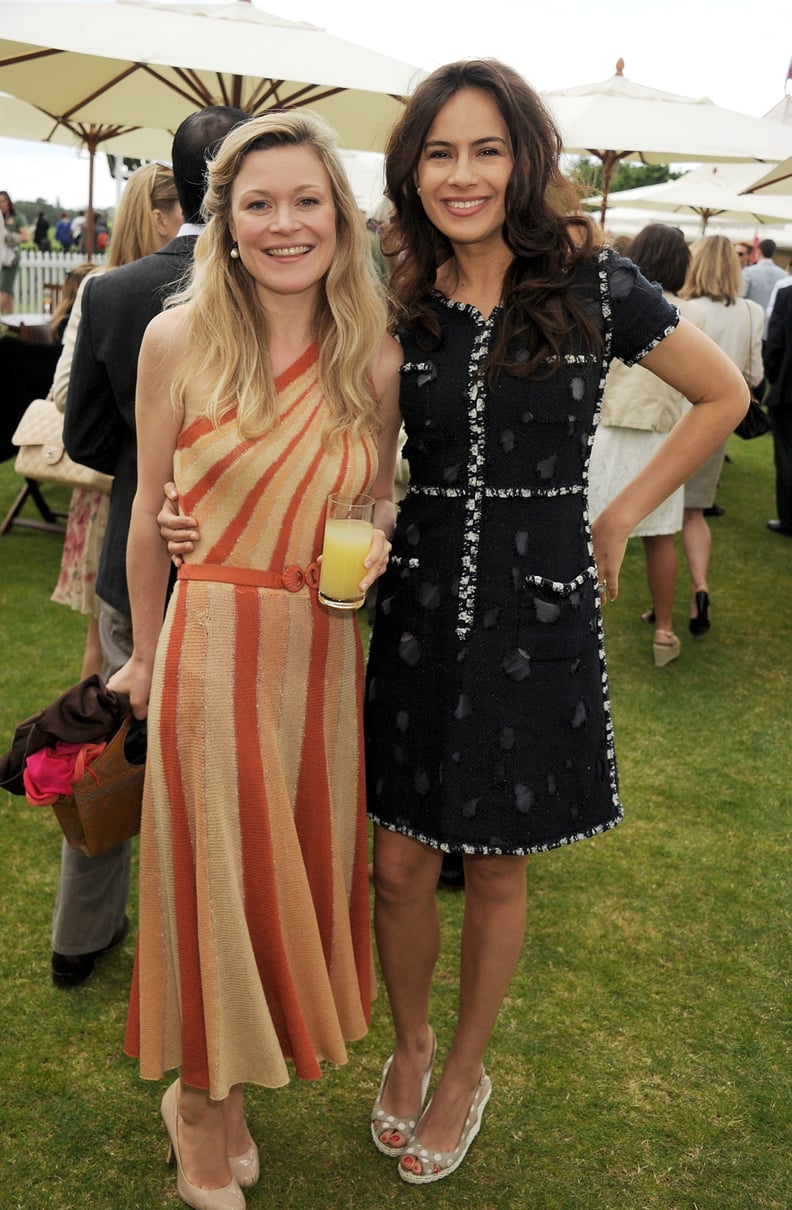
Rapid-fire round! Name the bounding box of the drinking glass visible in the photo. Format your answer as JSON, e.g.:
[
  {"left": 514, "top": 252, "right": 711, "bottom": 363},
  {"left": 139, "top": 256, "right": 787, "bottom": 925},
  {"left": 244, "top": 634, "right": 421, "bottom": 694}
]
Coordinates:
[{"left": 317, "top": 492, "right": 375, "bottom": 610}]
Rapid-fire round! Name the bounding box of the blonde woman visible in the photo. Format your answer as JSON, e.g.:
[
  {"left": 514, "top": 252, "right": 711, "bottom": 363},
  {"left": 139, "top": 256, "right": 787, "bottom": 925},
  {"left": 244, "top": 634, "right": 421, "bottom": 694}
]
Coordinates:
[
  {"left": 50, "top": 162, "right": 183, "bottom": 678},
  {"left": 109, "top": 114, "right": 401, "bottom": 1209},
  {"left": 680, "top": 235, "right": 763, "bottom": 633}
]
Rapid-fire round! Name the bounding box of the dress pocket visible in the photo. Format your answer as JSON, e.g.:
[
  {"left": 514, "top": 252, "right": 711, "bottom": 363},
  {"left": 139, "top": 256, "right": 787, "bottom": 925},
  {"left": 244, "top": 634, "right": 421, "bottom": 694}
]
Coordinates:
[{"left": 515, "top": 570, "right": 595, "bottom": 662}]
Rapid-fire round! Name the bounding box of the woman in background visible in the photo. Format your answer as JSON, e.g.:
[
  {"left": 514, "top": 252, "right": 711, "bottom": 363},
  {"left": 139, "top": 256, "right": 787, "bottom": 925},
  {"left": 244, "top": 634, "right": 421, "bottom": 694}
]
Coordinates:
[
  {"left": 49, "top": 263, "right": 95, "bottom": 344},
  {"left": 679, "top": 235, "right": 763, "bottom": 634},
  {"left": 34, "top": 210, "right": 51, "bottom": 251},
  {"left": 588, "top": 224, "right": 706, "bottom": 666},
  {"left": 0, "top": 190, "right": 29, "bottom": 314},
  {"left": 50, "top": 162, "right": 183, "bottom": 678}
]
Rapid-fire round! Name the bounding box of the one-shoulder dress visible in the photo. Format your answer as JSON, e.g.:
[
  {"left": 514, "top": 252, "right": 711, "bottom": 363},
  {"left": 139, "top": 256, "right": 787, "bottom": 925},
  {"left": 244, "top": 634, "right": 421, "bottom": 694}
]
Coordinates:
[
  {"left": 125, "top": 346, "right": 376, "bottom": 1099},
  {"left": 365, "top": 250, "right": 679, "bottom": 856}
]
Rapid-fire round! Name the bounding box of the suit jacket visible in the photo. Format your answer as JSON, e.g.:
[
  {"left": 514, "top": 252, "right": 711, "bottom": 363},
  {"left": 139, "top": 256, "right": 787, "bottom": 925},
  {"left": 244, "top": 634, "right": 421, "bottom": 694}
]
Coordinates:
[
  {"left": 63, "top": 235, "right": 196, "bottom": 615},
  {"left": 764, "top": 285, "right": 792, "bottom": 413},
  {"left": 742, "top": 258, "right": 786, "bottom": 315}
]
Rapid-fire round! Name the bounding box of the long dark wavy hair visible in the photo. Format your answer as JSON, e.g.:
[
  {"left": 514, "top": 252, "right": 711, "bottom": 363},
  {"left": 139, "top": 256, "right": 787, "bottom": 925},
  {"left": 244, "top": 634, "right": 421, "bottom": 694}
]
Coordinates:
[{"left": 384, "top": 59, "right": 602, "bottom": 376}]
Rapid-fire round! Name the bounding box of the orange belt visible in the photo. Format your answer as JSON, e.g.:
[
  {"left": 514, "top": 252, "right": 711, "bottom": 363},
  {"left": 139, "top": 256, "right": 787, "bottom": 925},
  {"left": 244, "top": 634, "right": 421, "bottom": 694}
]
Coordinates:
[{"left": 178, "top": 562, "right": 320, "bottom": 593}]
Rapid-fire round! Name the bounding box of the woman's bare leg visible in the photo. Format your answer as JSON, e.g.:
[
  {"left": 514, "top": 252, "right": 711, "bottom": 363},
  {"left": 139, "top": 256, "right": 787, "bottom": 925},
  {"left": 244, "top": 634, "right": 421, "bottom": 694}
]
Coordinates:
[
  {"left": 402, "top": 852, "right": 529, "bottom": 1172},
  {"left": 642, "top": 533, "right": 677, "bottom": 634},
  {"left": 372, "top": 826, "right": 442, "bottom": 1146},
  {"left": 176, "top": 1080, "right": 233, "bottom": 1190},
  {"left": 682, "top": 506, "right": 711, "bottom": 612},
  {"left": 222, "top": 1083, "right": 252, "bottom": 1157}
]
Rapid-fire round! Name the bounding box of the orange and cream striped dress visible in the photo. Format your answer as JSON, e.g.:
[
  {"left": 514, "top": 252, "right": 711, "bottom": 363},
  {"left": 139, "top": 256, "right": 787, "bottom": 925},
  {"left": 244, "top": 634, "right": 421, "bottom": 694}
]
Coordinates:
[{"left": 124, "top": 346, "right": 376, "bottom": 1099}]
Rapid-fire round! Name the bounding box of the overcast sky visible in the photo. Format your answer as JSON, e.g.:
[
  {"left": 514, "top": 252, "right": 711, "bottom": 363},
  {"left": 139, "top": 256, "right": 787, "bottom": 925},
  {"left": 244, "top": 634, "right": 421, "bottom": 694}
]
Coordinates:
[{"left": 1, "top": 0, "right": 790, "bottom": 210}]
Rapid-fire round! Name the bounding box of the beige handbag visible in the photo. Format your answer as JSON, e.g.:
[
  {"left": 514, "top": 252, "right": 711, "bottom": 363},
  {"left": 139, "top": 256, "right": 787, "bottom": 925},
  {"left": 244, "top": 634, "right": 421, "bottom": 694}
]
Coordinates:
[{"left": 12, "top": 398, "right": 113, "bottom": 494}]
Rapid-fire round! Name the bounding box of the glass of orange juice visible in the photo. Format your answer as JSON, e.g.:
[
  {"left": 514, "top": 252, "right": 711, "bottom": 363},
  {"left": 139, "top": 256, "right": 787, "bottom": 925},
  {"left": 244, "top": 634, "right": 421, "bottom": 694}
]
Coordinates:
[{"left": 318, "top": 492, "right": 375, "bottom": 610}]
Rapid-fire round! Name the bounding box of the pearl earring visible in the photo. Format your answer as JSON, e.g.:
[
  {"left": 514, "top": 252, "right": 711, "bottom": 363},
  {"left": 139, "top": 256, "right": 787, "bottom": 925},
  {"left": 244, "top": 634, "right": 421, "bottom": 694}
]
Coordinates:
[
  {"left": 230, "top": 243, "right": 240, "bottom": 260},
  {"left": 416, "top": 187, "right": 422, "bottom": 196}
]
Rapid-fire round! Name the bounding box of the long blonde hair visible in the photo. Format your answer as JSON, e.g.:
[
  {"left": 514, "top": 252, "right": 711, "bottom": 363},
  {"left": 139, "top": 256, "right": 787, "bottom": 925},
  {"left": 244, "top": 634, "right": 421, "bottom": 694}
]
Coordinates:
[
  {"left": 680, "top": 235, "right": 743, "bottom": 305},
  {"left": 106, "top": 162, "right": 180, "bottom": 268},
  {"left": 168, "top": 111, "right": 388, "bottom": 440}
]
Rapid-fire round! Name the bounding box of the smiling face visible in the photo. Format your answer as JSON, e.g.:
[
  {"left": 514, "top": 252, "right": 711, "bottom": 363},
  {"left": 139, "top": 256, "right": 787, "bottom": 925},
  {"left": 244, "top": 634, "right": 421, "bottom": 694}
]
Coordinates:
[
  {"left": 415, "top": 87, "right": 514, "bottom": 255},
  {"left": 228, "top": 144, "right": 337, "bottom": 308}
]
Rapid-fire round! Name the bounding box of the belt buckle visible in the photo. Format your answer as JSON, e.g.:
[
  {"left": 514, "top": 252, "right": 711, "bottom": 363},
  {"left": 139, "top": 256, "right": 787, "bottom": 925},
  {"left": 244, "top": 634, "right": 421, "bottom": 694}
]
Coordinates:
[{"left": 281, "top": 565, "right": 305, "bottom": 593}]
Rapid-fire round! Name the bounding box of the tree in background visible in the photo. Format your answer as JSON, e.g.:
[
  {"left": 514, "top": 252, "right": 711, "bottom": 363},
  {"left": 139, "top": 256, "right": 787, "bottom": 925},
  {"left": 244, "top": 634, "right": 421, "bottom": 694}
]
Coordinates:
[{"left": 571, "top": 157, "right": 680, "bottom": 198}]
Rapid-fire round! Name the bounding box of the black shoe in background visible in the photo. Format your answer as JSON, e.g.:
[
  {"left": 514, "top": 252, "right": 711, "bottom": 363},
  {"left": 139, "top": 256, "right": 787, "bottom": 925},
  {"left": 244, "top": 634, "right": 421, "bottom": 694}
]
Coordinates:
[
  {"left": 438, "top": 852, "right": 466, "bottom": 890},
  {"left": 52, "top": 915, "right": 130, "bottom": 988}
]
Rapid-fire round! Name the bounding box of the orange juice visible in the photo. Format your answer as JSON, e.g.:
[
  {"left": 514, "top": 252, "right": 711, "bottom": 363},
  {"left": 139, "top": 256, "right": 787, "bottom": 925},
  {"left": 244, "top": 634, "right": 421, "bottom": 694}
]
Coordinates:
[{"left": 318, "top": 518, "right": 373, "bottom": 608}]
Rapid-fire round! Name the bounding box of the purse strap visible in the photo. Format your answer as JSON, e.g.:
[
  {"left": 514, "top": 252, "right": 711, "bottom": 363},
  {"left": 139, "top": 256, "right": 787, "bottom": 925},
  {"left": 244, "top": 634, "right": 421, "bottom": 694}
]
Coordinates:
[{"left": 741, "top": 298, "right": 755, "bottom": 385}]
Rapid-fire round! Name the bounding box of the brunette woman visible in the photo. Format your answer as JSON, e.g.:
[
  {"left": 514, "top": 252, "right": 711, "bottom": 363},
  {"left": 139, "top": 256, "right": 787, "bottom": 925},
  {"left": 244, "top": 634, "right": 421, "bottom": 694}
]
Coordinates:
[{"left": 365, "top": 60, "right": 747, "bottom": 1185}]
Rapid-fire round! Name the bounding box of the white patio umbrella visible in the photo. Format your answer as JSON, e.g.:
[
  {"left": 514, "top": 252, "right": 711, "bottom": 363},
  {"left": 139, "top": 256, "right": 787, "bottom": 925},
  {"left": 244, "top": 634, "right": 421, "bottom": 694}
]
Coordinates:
[
  {"left": 737, "top": 94, "right": 792, "bottom": 199},
  {"left": 741, "top": 157, "right": 792, "bottom": 197},
  {"left": 544, "top": 59, "right": 792, "bottom": 224},
  {"left": 0, "top": 0, "right": 420, "bottom": 252},
  {"left": 0, "top": 0, "right": 420, "bottom": 149},
  {"left": 0, "top": 92, "right": 171, "bottom": 161},
  {"left": 0, "top": 91, "right": 175, "bottom": 250},
  {"left": 583, "top": 162, "right": 792, "bottom": 234}
]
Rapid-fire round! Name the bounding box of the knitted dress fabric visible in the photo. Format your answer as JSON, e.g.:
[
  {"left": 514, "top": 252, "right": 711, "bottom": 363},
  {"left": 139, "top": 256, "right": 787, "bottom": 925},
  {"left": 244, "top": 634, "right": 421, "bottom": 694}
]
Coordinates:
[
  {"left": 365, "top": 250, "right": 679, "bottom": 855},
  {"left": 125, "top": 346, "right": 376, "bottom": 1098}
]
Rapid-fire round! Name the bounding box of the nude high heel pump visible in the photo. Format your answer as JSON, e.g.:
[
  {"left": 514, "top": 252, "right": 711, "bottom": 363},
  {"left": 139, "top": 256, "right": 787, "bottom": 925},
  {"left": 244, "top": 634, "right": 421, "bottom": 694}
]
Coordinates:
[{"left": 160, "top": 1081, "right": 246, "bottom": 1210}]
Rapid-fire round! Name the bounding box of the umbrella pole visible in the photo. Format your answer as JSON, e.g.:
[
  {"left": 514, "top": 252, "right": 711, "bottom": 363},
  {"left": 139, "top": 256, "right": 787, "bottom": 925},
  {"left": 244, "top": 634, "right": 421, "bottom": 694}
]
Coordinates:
[
  {"left": 85, "top": 138, "right": 96, "bottom": 262},
  {"left": 598, "top": 150, "right": 627, "bottom": 227}
]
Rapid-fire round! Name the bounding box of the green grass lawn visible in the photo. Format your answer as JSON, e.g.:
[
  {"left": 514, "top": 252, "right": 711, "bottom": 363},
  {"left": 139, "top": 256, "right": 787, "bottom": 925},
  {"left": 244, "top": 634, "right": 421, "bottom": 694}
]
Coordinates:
[{"left": 0, "top": 440, "right": 789, "bottom": 1210}]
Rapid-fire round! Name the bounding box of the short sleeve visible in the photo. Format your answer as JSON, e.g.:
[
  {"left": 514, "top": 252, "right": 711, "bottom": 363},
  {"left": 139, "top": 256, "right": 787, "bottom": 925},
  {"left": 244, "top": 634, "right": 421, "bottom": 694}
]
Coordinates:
[{"left": 600, "top": 249, "right": 680, "bottom": 366}]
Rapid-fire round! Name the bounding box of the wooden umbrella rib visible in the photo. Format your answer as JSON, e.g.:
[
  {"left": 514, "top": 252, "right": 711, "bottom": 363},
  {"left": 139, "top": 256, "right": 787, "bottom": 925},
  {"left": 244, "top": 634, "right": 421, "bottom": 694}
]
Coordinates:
[
  {"left": 213, "top": 73, "right": 233, "bottom": 108},
  {"left": 245, "top": 78, "right": 285, "bottom": 109},
  {"left": 248, "top": 82, "right": 346, "bottom": 114},
  {"left": 139, "top": 62, "right": 213, "bottom": 108},
  {"left": 284, "top": 84, "right": 345, "bottom": 107},
  {"left": 0, "top": 47, "right": 62, "bottom": 67},
  {"left": 59, "top": 62, "right": 141, "bottom": 120},
  {"left": 73, "top": 121, "right": 145, "bottom": 147},
  {"left": 742, "top": 167, "right": 792, "bottom": 195},
  {"left": 169, "top": 65, "right": 215, "bottom": 107}
]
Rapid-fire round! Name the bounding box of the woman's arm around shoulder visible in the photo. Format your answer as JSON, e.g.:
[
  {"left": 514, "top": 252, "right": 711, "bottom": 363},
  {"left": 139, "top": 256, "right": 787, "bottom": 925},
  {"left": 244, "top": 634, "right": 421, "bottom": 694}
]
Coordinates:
[{"left": 369, "top": 333, "right": 403, "bottom": 531}]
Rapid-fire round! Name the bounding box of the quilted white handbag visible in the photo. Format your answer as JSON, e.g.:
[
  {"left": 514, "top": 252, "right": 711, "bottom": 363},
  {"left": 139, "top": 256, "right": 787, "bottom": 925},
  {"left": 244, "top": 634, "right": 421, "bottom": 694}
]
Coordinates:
[{"left": 12, "top": 398, "right": 113, "bottom": 494}]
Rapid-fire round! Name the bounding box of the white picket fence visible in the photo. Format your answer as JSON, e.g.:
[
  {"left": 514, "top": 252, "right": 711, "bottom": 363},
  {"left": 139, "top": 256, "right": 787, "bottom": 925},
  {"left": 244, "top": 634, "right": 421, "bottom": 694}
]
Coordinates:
[{"left": 12, "top": 250, "right": 108, "bottom": 313}]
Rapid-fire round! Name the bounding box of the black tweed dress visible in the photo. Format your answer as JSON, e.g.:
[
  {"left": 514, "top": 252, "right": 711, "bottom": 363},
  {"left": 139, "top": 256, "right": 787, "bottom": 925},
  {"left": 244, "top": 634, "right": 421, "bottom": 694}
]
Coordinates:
[{"left": 365, "top": 249, "right": 680, "bottom": 855}]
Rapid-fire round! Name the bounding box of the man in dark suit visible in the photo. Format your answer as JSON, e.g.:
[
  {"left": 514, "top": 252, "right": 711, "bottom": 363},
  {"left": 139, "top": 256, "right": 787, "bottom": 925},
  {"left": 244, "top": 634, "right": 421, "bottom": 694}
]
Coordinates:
[
  {"left": 763, "top": 285, "right": 792, "bottom": 537},
  {"left": 52, "top": 105, "right": 248, "bottom": 986}
]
